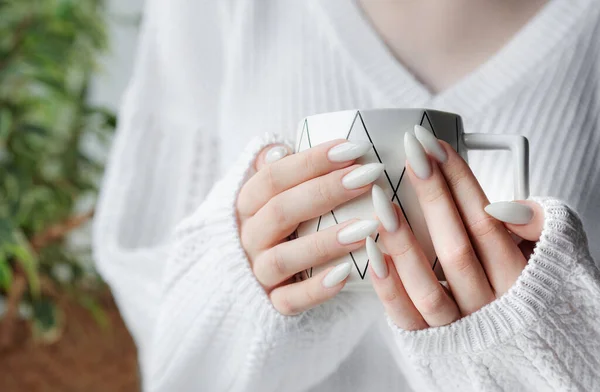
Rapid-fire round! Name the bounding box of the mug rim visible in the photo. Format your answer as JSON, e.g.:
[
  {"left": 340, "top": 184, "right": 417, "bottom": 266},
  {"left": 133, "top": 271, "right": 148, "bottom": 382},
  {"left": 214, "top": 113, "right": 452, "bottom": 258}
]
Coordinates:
[{"left": 302, "top": 108, "right": 462, "bottom": 121}]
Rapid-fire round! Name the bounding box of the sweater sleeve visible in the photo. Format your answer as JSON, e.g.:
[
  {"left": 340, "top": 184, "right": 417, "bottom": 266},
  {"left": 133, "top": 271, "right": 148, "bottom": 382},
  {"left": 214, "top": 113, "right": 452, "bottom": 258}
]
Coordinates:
[
  {"left": 143, "top": 134, "right": 378, "bottom": 392},
  {"left": 93, "top": 2, "right": 376, "bottom": 391},
  {"left": 92, "top": 0, "right": 227, "bottom": 364},
  {"left": 389, "top": 198, "right": 600, "bottom": 391}
]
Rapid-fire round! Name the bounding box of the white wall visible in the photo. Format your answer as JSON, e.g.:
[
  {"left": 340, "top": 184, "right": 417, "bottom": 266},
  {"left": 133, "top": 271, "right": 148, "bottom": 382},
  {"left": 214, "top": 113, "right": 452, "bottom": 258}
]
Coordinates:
[{"left": 89, "top": 0, "right": 145, "bottom": 111}]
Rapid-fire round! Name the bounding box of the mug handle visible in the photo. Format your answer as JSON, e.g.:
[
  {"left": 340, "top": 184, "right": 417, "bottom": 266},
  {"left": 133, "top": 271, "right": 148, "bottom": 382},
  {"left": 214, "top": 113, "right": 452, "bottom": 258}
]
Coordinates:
[{"left": 462, "top": 134, "right": 530, "bottom": 200}]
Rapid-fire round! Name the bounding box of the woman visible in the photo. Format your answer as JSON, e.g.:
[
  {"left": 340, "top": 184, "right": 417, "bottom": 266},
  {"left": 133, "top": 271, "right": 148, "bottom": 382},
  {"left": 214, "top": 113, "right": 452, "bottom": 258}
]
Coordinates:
[{"left": 93, "top": 0, "right": 600, "bottom": 390}]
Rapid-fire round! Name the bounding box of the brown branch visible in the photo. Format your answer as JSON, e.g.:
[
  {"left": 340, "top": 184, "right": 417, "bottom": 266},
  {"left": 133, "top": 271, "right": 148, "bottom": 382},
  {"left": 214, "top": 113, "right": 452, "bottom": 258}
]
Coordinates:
[
  {"left": 31, "top": 209, "right": 95, "bottom": 251},
  {"left": 0, "top": 274, "right": 27, "bottom": 350},
  {"left": 0, "top": 15, "right": 34, "bottom": 73},
  {"left": 0, "top": 209, "right": 94, "bottom": 347}
]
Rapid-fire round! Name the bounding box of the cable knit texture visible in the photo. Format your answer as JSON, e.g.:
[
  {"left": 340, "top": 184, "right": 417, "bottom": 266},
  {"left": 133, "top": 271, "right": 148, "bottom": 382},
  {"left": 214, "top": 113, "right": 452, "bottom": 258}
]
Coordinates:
[{"left": 93, "top": 0, "right": 600, "bottom": 391}]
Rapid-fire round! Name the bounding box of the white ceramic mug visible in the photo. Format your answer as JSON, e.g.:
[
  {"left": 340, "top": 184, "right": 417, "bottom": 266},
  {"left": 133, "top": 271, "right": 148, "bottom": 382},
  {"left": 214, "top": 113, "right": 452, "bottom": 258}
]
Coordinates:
[{"left": 294, "top": 108, "right": 529, "bottom": 291}]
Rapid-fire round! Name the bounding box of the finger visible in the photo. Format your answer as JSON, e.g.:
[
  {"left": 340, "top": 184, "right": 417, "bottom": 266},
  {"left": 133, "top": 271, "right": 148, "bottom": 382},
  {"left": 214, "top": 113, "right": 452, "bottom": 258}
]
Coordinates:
[
  {"left": 484, "top": 200, "right": 544, "bottom": 242},
  {"left": 269, "top": 262, "right": 352, "bottom": 315},
  {"left": 253, "top": 219, "right": 378, "bottom": 288},
  {"left": 366, "top": 239, "right": 429, "bottom": 330},
  {"left": 372, "top": 204, "right": 461, "bottom": 326},
  {"left": 242, "top": 163, "right": 384, "bottom": 254},
  {"left": 404, "top": 132, "right": 494, "bottom": 314},
  {"left": 415, "top": 125, "right": 527, "bottom": 294},
  {"left": 238, "top": 140, "right": 372, "bottom": 218}
]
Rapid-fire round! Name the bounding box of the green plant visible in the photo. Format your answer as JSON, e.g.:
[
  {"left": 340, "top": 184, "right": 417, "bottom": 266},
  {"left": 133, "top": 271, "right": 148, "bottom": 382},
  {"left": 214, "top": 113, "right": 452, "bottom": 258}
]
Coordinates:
[{"left": 0, "top": 0, "right": 115, "bottom": 345}]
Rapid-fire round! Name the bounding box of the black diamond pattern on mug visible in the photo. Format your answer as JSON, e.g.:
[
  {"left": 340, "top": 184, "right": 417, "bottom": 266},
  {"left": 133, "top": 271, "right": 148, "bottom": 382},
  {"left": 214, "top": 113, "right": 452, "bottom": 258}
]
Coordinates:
[{"left": 297, "top": 110, "right": 450, "bottom": 279}]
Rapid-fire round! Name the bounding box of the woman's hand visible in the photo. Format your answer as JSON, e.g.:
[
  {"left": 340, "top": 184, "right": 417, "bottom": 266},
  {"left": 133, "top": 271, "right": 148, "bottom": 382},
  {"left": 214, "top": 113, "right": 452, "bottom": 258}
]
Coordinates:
[
  {"left": 367, "top": 126, "right": 545, "bottom": 330},
  {"left": 237, "top": 140, "right": 384, "bottom": 315}
]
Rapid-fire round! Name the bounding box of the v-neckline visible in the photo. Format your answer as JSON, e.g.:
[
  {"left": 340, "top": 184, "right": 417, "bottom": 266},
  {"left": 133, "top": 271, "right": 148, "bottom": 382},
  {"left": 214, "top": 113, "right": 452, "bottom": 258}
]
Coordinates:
[{"left": 313, "top": 0, "right": 594, "bottom": 114}]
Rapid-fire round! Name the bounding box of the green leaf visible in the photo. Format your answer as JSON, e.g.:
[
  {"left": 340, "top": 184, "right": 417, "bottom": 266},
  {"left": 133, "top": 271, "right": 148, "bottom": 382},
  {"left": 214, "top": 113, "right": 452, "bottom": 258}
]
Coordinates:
[
  {"left": 84, "top": 105, "right": 116, "bottom": 128},
  {"left": 18, "top": 123, "right": 50, "bottom": 137},
  {"left": 78, "top": 294, "right": 109, "bottom": 329},
  {"left": 9, "top": 230, "right": 40, "bottom": 298},
  {"left": 32, "top": 296, "right": 63, "bottom": 343},
  {"left": 33, "top": 298, "right": 56, "bottom": 330},
  {"left": 0, "top": 218, "right": 14, "bottom": 242},
  {"left": 0, "top": 252, "right": 13, "bottom": 291},
  {"left": 56, "top": 0, "right": 75, "bottom": 20}
]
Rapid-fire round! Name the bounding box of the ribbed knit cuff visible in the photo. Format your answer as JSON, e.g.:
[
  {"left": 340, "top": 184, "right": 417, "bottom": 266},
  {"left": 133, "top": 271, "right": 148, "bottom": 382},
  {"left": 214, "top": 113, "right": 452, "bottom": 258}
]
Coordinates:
[{"left": 389, "top": 197, "right": 592, "bottom": 356}]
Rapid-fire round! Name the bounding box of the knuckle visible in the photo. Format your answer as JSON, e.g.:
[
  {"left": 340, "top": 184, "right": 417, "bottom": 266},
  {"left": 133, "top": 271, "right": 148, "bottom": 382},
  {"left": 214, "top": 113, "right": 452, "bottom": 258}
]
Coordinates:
[
  {"left": 304, "top": 284, "right": 319, "bottom": 306},
  {"left": 442, "top": 244, "right": 476, "bottom": 273},
  {"left": 299, "top": 152, "right": 316, "bottom": 174},
  {"left": 274, "top": 294, "right": 298, "bottom": 316},
  {"left": 267, "top": 199, "right": 289, "bottom": 227},
  {"left": 421, "top": 185, "right": 446, "bottom": 205},
  {"left": 417, "top": 287, "right": 447, "bottom": 318},
  {"left": 466, "top": 215, "right": 502, "bottom": 239},
  {"left": 240, "top": 223, "right": 254, "bottom": 252},
  {"left": 263, "top": 165, "right": 280, "bottom": 195},
  {"left": 389, "top": 240, "right": 416, "bottom": 259},
  {"left": 380, "top": 287, "right": 400, "bottom": 306},
  {"left": 313, "top": 180, "right": 336, "bottom": 205},
  {"left": 254, "top": 248, "right": 286, "bottom": 284},
  {"left": 444, "top": 164, "right": 470, "bottom": 189},
  {"left": 310, "top": 235, "right": 331, "bottom": 260},
  {"left": 268, "top": 247, "right": 287, "bottom": 279},
  {"left": 402, "top": 319, "right": 427, "bottom": 331}
]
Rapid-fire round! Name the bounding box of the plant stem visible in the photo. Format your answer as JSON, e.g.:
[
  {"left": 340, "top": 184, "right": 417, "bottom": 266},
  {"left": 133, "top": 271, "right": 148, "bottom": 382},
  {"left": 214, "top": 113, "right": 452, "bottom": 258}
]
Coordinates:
[
  {"left": 31, "top": 209, "right": 95, "bottom": 251},
  {"left": 0, "top": 15, "right": 34, "bottom": 74},
  {"left": 1, "top": 209, "right": 94, "bottom": 346},
  {"left": 0, "top": 274, "right": 27, "bottom": 350}
]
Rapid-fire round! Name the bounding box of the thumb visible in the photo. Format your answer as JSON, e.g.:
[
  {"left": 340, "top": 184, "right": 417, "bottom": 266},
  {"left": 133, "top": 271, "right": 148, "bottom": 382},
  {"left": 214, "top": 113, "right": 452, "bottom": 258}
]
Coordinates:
[
  {"left": 484, "top": 200, "right": 544, "bottom": 242},
  {"left": 254, "top": 144, "right": 291, "bottom": 171}
]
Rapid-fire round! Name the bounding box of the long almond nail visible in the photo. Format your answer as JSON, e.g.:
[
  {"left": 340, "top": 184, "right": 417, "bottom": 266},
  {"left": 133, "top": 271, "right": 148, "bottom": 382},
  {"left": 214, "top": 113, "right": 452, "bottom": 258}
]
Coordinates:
[
  {"left": 342, "top": 163, "right": 385, "bottom": 189},
  {"left": 484, "top": 201, "right": 533, "bottom": 225},
  {"left": 328, "top": 141, "right": 372, "bottom": 162},
  {"left": 322, "top": 262, "right": 352, "bottom": 288},
  {"left": 404, "top": 132, "right": 431, "bottom": 179},
  {"left": 337, "top": 220, "right": 379, "bottom": 244},
  {"left": 414, "top": 125, "right": 447, "bottom": 163},
  {"left": 366, "top": 237, "right": 387, "bottom": 278},
  {"left": 372, "top": 185, "right": 399, "bottom": 232}
]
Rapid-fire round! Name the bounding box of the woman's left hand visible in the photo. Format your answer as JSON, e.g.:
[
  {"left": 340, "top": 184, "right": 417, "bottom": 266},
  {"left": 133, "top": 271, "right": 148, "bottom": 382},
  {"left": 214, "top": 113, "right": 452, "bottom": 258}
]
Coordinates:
[{"left": 367, "top": 126, "right": 545, "bottom": 330}]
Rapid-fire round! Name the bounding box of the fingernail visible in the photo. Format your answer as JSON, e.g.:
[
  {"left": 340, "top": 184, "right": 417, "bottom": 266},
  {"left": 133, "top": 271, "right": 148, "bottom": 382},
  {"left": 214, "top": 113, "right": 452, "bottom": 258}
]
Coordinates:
[
  {"left": 404, "top": 132, "right": 432, "bottom": 179},
  {"left": 414, "top": 125, "right": 447, "bottom": 163},
  {"left": 372, "top": 185, "right": 399, "bottom": 232},
  {"left": 322, "top": 262, "right": 353, "bottom": 288},
  {"left": 337, "top": 219, "right": 379, "bottom": 244},
  {"left": 342, "top": 163, "right": 385, "bottom": 189},
  {"left": 366, "top": 237, "right": 387, "bottom": 279},
  {"left": 328, "top": 141, "right": 372, "bottom": 162},
  {"left": 265, "top": 146, "right": 288, "bottom": 164},
  {"left": 484, "top": 201, "right": 533, "bottom": 225}
]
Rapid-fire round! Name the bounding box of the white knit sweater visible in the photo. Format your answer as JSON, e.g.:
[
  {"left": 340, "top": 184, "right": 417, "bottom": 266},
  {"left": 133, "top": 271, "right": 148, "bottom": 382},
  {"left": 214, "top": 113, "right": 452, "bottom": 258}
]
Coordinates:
[{"left": 93, "top": 0, "right": 600, "bottom": 391}]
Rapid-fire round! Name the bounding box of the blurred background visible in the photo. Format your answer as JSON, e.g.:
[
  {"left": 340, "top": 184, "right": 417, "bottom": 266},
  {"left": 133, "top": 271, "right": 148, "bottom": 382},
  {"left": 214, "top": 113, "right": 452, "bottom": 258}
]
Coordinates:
[{"left": 1, "top": 0, "right": 144, "bottom": 390}]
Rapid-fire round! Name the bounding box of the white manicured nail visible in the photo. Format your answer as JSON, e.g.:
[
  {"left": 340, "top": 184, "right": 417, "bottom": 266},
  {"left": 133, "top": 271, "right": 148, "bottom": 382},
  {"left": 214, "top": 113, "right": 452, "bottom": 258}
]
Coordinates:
[
  {"left": 337, "top": 219, "right": 379, "bottom": 244},
  {"left": 404, "top": 132, "right": 432, "bottom": 179},
  {"left": 484, "top": 201, "right": 533, "bottom": 225},
  {"left": 342, "top": 163, "right": 385, "bottom": 189},
  {"left": 322, "top": 262, "right": 353, "bottom": 288},
  {"left": 366, "top": 237, "right": 387, "bottom": 279},
  {"left": 265, "top": 146, "right": 288, "bottom": 164},
  {"left": 328, "top": 141, "right": 372, "bottom": 162},
  {"left": 372, "top": 185, "right": 399, "bottom": 232},
  {"left": 414, "top": 125, "right": 447, "bottom": 163}
]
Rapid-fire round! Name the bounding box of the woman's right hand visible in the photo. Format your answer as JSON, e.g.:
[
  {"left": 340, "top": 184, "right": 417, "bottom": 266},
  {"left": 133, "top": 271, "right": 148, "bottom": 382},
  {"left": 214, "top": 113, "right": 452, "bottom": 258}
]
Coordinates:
[{"left": 236, "top": 140, "right": 384, "bottom": 315}]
